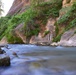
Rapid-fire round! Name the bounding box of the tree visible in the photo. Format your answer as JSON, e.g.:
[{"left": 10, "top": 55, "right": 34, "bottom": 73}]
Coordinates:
[{"left": 0, "top": 0, "right": 3, "bottom": 17}]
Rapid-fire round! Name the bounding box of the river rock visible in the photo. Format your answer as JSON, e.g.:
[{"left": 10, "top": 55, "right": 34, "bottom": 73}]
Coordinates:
[
  {"left": 0, "top": 54, "right": 10, "bottom": 66},
  {"left": 12, "top": 52, "right": 18, "bottom": 57},
  {"left": 0, "top": 48, "right": 6, "bottom": 54},
  {"left": 51, "top": 42, "right": 58, "bottom": 46}
]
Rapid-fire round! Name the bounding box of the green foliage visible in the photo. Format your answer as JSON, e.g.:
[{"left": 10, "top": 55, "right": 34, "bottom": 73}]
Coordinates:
[
  {"left": 58, "top": 2, "right": 76, "bottom": 31},
  {"left": 25, "top": 28, "right": 40, "bottom": 37},
  {"left": 44, "top": 30, "right": 50, "bottom": 36},
  {"left": 57, "top": 9, "right": 71, "bottom": 24},
  {"left": 20, "top": 8, "right": 40, "bottom": 37},
  {"left": 22, "top": 0, "right": 62, "bottom": 38},
  {"left": 0, "top": 16, "right": 11, "bottom": 39},
  {"left": 54, "top": 22, "right": 59, "bottom": 36},
  {"left": 65, "top": 18, "right": 76, "bottom": 31},
  {"left": 0, "top": 0, "right": 62, "bottom": 43},
  {"left": 35, "top": 0, "right": 62, "bottom": 18},
  {"left": 53, "top": 33, "right": 62, "bottom": 42},
  {"left": 6, "top": 15, "right": 22, "bottom": 33},
  {"left": 58, "top": 2, "right": 76, "bottom": 25},
  {"left": 6, "top": 32, "right": 23, "bottom": 44},
  {"left": 54, "top": 2, "right": 76, "bottom": 42},
  {"left": 21, "top": 8, "right": 38, "bottom": 24},
  {"left": 74, "top": 30, "right": 76, "bottom": 34}
]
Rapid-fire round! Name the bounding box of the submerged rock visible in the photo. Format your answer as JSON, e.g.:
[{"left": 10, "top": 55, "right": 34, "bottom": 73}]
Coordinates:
[
  {"left": 12, "top": 52, "right": 18, "bottom": 57},
  {"left": 0, "top": 54, "right": 10, "bottom": 66}
]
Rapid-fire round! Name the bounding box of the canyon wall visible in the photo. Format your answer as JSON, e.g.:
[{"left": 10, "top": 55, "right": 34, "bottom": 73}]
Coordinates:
[{"left": 0, "top": 0, "right": 76, "bottom": 46}]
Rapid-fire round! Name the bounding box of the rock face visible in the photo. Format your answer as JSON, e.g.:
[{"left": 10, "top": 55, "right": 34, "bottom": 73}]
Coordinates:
[
  {"left": 0, "top": 54, "right": 10, "bottom": 66},
  {"left": 15, "top": 23, "right": 27, "bottom": 43},
  {"left": 7, "top": 0, "right": 30, "bottom": 16},
  {"left": 63, "top": 0, "right": 76, "bottom": 7},
  {"left": 0, "top": 48, "right": 6, "bottom": 54},
  {"left": 30, "top": 18, "right": 56, "bottom": 45},
  {"left": 58, "top": 29, "right": 76, "bottom": 46},
  {"left": 1, "top": 0, "right": 75, "bottom": 46},
  {"left": 0, "top": 37, "right": 8, "bottom": 46},
  {"left": 7, "top": 0, "right": 76, "bottom": 15}
]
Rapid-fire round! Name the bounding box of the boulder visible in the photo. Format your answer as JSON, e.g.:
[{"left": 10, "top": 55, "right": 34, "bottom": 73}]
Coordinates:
[
  {"left": 12, "top": 52, "right": 18, "bottom": 57},
  {"left": 0, "top": 54, "right": 10, "bottom": 66},
  {"left": 59, "top": 29, "right": 76, "bottom": 46},
  {"left": 0, "top": 48, "right": 6, "bottom": 54}
]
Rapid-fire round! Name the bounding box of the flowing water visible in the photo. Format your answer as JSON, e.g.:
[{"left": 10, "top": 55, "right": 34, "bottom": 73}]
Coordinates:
[{"left": 0, "top": 44, "right": 76, "bottom": 75}]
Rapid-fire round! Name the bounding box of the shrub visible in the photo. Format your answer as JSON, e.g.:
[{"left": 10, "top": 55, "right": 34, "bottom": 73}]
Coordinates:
[{"left": 43, "top": 30, "right": 50, "bottom": 37}]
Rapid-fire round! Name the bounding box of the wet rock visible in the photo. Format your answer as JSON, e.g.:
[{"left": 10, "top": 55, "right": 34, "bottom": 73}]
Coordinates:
[
  {"left": 51, "top": 42, "right": 58, "bottom": 46},
  {"left": 12, "top": 52, "right": 18, "bottom": 57},
  {"left": 36, "top": 42, "right": 50, "bottom": 46},
  {"left": 0, "top": 54, "right": 10, "bottom": 66},
  {"left": 0, "top": 48, "right": 6, "bottom": 54}
]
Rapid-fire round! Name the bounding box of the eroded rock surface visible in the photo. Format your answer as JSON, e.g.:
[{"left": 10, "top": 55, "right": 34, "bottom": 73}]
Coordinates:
[
  {"left": 59, "top": 29, "right": 76, "bottom": 46},
  {"left": 30, "top": 18, "right": 56, "bottom": 45}
]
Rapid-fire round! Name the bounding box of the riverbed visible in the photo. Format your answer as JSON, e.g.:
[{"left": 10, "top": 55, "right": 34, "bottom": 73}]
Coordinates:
[{"left": 0, "top": 44, "right": 76, "bottom": 75}]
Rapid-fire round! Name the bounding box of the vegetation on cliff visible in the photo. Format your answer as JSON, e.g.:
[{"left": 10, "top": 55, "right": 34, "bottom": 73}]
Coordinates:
[
  {"left": 53, "top": 2, "right": 76, "bottom": 42},
  {"left": 0, "top": 0, "right": 76, "bottom": 43}
]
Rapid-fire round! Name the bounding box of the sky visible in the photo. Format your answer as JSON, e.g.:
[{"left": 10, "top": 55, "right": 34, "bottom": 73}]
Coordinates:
[{"left": 2, "top": 0, "right": 14, "bottom": 16}]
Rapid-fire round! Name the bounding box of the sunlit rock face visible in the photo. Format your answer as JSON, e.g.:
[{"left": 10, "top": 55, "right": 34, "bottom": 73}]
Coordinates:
[
  {"left": 58, "top": 29, "right": 76, "bottom": 47},
  {"left": 7, "top": 0, "right": 30, "bottom": 15},
  {"left": 0, "top": 37, "right": 8, "bottom": 46},
  {"left": 63, "top": 0, "right": 76, "bottom": 7}
]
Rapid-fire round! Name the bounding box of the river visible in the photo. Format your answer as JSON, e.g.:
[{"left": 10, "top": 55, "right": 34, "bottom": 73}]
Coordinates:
[{"left": 0, "top": 44, "right": 76, "bottom": 75}]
